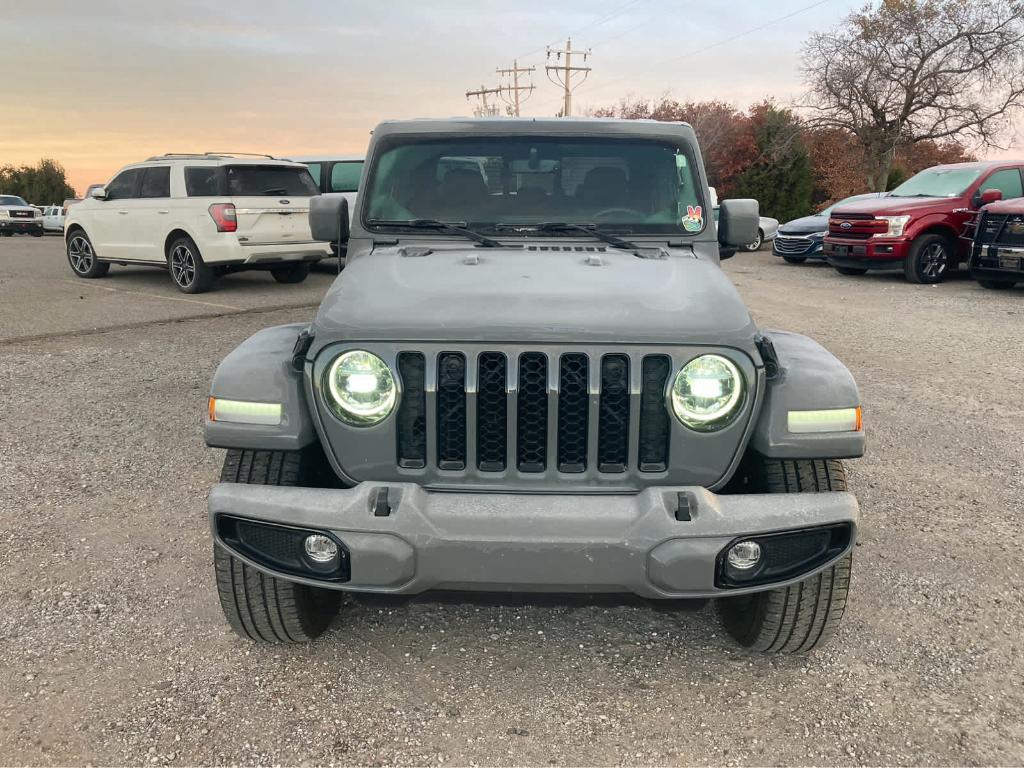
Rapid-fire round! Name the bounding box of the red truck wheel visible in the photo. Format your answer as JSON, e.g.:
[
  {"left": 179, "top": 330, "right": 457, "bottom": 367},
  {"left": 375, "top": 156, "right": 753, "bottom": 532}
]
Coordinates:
[{"left": 904, "top": 234, "right": 955, "bottom": 284}]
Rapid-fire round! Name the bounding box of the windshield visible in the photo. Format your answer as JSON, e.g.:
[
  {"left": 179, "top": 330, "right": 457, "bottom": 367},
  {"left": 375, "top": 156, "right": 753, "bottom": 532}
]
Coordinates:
[
  {"left": 889, "top": 167, "right": 983, "bottom": 198},
  {"left": 363, "top": 136, "right": 705, "bottom": 235},
  {"left": 224, "top": 165, "right": 319, "bottom": 197},
  {"left": 0, "top": 195, "right": 28, "bottom": 206}
]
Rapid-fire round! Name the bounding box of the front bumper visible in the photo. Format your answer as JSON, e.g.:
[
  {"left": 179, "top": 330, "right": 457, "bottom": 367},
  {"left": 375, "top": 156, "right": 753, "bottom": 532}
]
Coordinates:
[
  {"left": 209, "top": 482, "right": 859, "bottom": 599},
  {"left": 824, "top": 237, "right": 908, "bottom": 267},
  {"left": 0, "top": 220, "right": 43, "bottom": 233}
]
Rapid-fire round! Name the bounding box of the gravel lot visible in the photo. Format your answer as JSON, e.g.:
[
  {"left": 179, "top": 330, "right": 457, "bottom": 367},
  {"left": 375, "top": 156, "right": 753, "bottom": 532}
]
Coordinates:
[{"left": 1, "top": 237, "right": 1023, "bottom": 766}]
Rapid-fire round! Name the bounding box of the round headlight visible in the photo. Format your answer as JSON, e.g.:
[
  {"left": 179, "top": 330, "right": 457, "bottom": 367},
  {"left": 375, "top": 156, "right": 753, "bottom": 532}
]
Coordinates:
[
  {"left": 671, "top": 354, "right": 743, "bottom": 430},
  {"left": 324, "top": 350, "right": 396, "bottom": 425}
]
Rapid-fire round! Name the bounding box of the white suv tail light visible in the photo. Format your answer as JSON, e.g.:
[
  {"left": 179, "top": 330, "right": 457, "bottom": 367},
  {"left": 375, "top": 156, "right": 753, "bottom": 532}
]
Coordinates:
[{"left": 208, "top": 203, "right": 237, "bottom": 233}]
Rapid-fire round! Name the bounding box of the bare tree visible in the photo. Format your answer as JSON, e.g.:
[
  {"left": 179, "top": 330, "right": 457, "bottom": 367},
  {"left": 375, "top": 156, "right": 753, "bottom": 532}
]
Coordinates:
[{"left": 802, "top": 0, "right": 1024, "bottom": 191}]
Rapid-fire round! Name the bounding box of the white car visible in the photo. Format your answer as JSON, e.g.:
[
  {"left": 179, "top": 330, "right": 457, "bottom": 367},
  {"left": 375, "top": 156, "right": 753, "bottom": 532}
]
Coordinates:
[
  {"left": 285, "top": 155, "right": 363, "bottom": 221},
  {"left": 64, "top": 154, "right": 331, "bottom": 293},
  {"left": 0, "top": 194, "right": 44, "bottom": 237},
  {"left": 42, "top": 205, "right": 65, "bottom": 232}
]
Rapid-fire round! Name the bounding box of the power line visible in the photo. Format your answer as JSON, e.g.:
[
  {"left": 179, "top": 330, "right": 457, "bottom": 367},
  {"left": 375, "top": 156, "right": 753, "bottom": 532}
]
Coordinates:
[
  {"left": 496, "top": 61, "right": 536, "bottom": 117},
  {"left": 584, "top": 0, "right": 835, "bottom": 99},
  {"left": 545, "top": 38, "right": 593, "bottom": 117},
  {"left": 512, "top": 0, "right": 649, "bottom": 63},
  {"left": 465, "top": 84, "right": 503, "bottom": 117}
]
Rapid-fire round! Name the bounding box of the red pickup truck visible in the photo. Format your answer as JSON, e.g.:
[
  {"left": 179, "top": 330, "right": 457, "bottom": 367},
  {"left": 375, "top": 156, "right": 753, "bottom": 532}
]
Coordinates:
[{"left": 824, "top": 161, "right": 1024, "bottom": 283}]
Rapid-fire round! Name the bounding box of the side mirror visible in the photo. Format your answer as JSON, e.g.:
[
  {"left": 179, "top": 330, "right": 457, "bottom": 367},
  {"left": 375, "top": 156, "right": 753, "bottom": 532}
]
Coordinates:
[
  {"left": 717, "top": 198, "right": 759, "bottom": 249},
  {"left": 978, "top": 188, "right": 1003, "bottom": 207},
  {"left": 310, "top": 194, "right": 350, "bottom": 243},
  {"left": 90, "top": 188, "right": 107, "bottom": 200}
]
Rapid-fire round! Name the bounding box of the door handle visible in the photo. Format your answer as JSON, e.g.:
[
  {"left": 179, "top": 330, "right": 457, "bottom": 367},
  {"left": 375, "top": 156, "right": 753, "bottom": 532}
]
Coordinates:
[
  {"left": 158, "top": 210, "right": 169, "bottom": 214},
  {"left": 118, "top": 210, "right": 129, "bottom": 215}
]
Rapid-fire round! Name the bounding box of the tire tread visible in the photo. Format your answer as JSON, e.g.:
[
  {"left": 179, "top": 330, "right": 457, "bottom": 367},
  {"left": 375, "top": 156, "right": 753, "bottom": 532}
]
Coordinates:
[{"left": 717, "top": 457, "right": 852, "bottom": 654}]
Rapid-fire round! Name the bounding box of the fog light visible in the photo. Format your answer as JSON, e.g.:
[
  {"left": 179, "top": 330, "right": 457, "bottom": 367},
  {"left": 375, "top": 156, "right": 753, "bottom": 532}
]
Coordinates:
[
  {"left": 727, "top": 540, "right": 762, "bottom": 571},
  {"left": 303, "top": 534, "right": 339, "bottom": 564}
]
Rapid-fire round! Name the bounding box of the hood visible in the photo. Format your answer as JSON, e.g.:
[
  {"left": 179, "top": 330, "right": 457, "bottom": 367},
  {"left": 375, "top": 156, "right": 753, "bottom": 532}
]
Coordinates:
[
  {"left": 779, "top": 214, "right": 828, "bottom": 235},
  {"left": 830, "top": 195, "right": 961, "bottom": 217},
  {"left": 314, "top": 245, "right": 758, "bottom": 348}
]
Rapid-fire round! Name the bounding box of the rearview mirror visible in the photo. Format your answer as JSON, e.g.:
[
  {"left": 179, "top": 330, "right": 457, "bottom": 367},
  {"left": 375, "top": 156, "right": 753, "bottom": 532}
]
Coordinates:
[
  {"left": 717, "top": 199, "right": 759, "bottom": 249},
  {"left": 978, "top": 188, "right": 1003, "bottom": 207},
  {"left": 310, "top": 194, "right": 350, "bottom": 243},
  {"left": 90, "top": 187, "right": 107, "bottom": 200}
]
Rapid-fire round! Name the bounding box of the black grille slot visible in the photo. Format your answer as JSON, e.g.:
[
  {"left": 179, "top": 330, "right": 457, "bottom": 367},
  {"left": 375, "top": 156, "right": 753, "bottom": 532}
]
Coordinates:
[
  {"left": 396, "top": 352, "right": 426, "bottom": 469},
  {"left": 557, "top": 353, "right": 589, "bottom": 473},
  {"left": 638, "top": 355, "right": 671, "bottom": 472},
  {"left": 516, "top": 352, "right": 548, "bottom": 472},
  {"left": 477, "top": 352, "right": 507, "bottom": 471},
  {"left": 437, "top": 353, "right": 467, "bottom": 470},
  {"left": 598, "top": 354, "right": 630, "bottom": 473}
]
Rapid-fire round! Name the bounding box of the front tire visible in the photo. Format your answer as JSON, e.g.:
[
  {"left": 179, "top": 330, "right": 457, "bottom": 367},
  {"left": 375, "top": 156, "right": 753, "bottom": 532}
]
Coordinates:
[
  {"left": 270, "top": 262, "right": 311, "bottom": 284},
  {"left": 904, "top": 233, "right": 954, "bottom": 284},
  {"left": 717, "top": 458, "right": 853, "bottom": 654},
  {"left": 213, "top": 449, "right": 343, "bottom": 643},
  {"left": 66, "top": 230, "right": 110, "bottom": 278},
  {"left": 168, "top": 236, "right": 215, "bottom": 294}
]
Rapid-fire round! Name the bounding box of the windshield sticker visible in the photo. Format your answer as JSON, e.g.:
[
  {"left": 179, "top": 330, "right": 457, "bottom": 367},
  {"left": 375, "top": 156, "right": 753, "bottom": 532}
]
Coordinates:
[{"left": 682, "top": 205, "right": 703, "bottom": 232}]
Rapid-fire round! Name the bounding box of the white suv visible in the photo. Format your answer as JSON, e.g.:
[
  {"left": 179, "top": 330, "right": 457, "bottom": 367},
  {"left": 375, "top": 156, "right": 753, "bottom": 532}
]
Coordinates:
[{"left": 64, "top": 154, "right": 331, "bottom": 293}]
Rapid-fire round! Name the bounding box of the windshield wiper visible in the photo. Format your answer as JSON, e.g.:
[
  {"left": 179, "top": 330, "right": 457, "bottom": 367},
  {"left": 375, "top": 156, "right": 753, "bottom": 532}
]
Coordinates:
[
  {"left": 496, "top": 222, "right": 641, "bottom": 252},
  {"left": 263, "top": 188, "right": 289, "bottom": 195},
  {"left": 367, "top": 218, "right": 504, "bottom": 248}
]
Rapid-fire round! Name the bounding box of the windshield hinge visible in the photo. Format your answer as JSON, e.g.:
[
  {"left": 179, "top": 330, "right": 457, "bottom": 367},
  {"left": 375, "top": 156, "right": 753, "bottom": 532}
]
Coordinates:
[
  {"left": 755, "top": 334, "right": 781, "bottom": 380},
  {"left": 399, "top": 246, "right": 432, "bottom": 258},
  {"left": 633, "top": 247, "right": 669, "bottom": 260}
]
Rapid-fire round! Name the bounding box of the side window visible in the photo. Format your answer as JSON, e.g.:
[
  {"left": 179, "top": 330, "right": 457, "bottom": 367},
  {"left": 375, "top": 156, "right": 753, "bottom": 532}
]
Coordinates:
[
  {"left": 330, "top": 161, "right": 364, "bottom": 193},
  {"left": 105, "top": 169, "right": 142, "bottom": 201},
  {"left": 185, "top": 167, "right": 220, "bottom": 196},
  {"left": 306, "top": 162, "right": 323, "bottom": 188},
  {"left": 982, "top": 169, "right": 1024, "bottom": 200},
  {"left": 139, "top": 167, "right": 171, "bottom": 199}
]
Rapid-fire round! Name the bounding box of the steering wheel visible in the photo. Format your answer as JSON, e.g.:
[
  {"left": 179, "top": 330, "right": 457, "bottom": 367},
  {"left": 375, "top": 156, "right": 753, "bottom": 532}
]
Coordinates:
[{"left": 591, "top": 207, "right": 645, "bottom": 222}]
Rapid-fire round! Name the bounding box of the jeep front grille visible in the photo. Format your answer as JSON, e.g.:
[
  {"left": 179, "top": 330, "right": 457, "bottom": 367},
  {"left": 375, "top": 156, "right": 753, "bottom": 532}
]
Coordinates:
[
  {"left": 395, "top": 348, "right": 672, "bottom": 476},
  {"left": 317, "top": 343, "right": 757, "bottom": 491}
]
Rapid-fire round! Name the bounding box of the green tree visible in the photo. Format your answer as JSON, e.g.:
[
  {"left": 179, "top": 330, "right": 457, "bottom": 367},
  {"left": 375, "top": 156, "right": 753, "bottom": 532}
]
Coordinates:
[
  {"left": 732, "top": 103, "right": 814, "bottom": 222},
  {"left": 0, "top": 159, "right": 76, "bottom": 204}
]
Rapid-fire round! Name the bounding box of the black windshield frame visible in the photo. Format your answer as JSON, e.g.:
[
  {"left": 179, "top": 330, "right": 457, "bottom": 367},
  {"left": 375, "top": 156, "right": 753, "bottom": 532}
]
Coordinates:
[{"left": 360, "top": 134, "right": 708, "bottom": 238}]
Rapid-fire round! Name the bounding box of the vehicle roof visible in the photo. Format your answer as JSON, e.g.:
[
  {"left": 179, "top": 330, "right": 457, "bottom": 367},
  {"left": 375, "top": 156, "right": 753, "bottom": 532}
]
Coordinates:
[
  {"left": 924, "top": 160, "right": 1024, "bottom": 171},
  {"left": 285, "top": 154, "right": 365, "bottom": 162},
  {"left": 128, "top": 155, "right": 307, "bottom": 168},
  {"left": 371, "top": 117, "right": 697, "bottom": 142}
]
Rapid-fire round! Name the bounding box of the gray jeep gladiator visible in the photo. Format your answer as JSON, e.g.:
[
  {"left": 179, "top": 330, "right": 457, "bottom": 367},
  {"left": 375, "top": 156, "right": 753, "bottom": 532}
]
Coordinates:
[{"left": 205, "top": 118, "right": 864, "bottom": 654}]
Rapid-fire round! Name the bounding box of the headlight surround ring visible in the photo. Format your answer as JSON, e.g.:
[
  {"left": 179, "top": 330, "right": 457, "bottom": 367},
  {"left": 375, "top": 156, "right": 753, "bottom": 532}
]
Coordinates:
[
  {"left": 323, "top": 350, "right": 397, "bottom": 426},
  {"left": 670, "top": 354, "right": 744, "bottom": 431}
]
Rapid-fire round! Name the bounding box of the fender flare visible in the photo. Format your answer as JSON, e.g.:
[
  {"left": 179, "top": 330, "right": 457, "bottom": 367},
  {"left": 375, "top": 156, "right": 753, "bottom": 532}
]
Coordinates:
[
  {"left": 750, "top": 330, "right": 865, "bottom": 459},
  {"left": 204, "top": 323, "right": 316, "bottom": 451}
]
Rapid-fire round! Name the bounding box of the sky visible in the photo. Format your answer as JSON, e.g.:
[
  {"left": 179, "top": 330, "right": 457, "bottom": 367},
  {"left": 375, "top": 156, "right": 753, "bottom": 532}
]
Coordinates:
[{"left": 2, "top": 0, "right": 1020, "bottom": 196}]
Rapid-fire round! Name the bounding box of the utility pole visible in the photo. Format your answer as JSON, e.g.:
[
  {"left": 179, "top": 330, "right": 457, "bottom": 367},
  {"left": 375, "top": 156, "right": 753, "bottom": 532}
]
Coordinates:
[
  {"left": 545, "top": 38, "right": 591, "bottom": 117},
  {"left": 496, "top": 60, "right": 535, "bottom": 117},
  {"left": 465, "top": 84, "right": 502, "bottom": 117}
]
